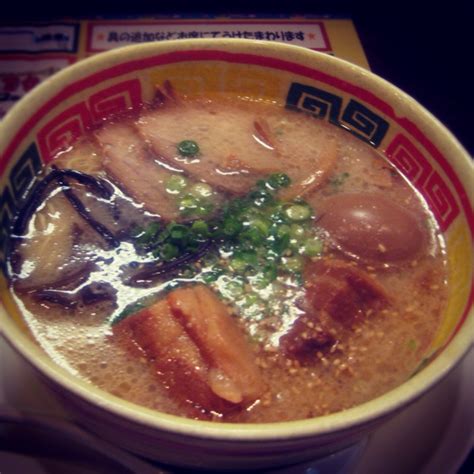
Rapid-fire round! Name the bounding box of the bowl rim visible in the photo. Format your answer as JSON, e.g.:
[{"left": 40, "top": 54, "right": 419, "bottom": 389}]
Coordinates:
[{"left": 0, "top": 38, "right": 473, "bottom": 441}]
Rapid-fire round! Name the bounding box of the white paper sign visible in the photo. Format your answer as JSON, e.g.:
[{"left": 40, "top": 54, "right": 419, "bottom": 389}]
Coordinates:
[
  {"left": 88, "top": 22, "right": 330, "bottom": 52},
  {"left": 0, "top": 25, "right": 78, "bottom": 53}
]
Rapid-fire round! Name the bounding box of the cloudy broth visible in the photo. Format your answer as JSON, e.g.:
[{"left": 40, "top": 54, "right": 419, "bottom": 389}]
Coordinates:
[{"left": 8, "top": 90, "right": 447, "bottom": 422}]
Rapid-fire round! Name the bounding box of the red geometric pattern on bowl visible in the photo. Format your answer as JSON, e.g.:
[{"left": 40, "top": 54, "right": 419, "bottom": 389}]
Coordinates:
[
  {"left": 37, "top": 78, "right": 142, "bottom": 162},
  {"left": 88, "top": 79, "right": 142, "bottom": 122},
  {"left": 386, "top": 133, "right": 459, "bottom": 231},
  {"left": 37, "top": 102, "right": 92, "bottom": 163}
]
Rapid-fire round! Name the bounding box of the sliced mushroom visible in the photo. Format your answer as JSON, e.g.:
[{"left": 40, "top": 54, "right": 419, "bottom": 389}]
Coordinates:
[{"left": 11, "top": 194, "right": 91, "bottom": 291}]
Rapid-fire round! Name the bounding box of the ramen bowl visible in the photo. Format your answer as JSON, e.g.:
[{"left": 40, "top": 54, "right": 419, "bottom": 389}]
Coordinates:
[{"left": 0, "top": 40, "right": 472, "bottom": 470}]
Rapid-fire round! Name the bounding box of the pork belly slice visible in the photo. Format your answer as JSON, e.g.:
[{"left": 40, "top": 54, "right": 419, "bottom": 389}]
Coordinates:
[
  {"left": 281, "top": 259, "right": 390, "bottom": 359},
  {"left": 304, "top": 259, "right": 390, "bottom": 325},
  {"left": 95, "top": 122, "right": 182, "bottom": 221},
  {"left": 114, "top": 285, "right": 265, "bottom": 415},
  {"left": 114, "top": 299, "right": 232, "bottom": 415},
  {"left": 168, "top": 285, "right": 266, "bottom": 405}
]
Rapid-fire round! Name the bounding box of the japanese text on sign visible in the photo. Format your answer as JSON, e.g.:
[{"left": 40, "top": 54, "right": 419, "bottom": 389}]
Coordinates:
[{"left": 88, "top": 23, "right": 330, "bottom": 52}]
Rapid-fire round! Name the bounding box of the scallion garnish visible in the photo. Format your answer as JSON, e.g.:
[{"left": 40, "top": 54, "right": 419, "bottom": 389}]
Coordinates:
[
  {"left": 268, "top": 172, "right": 291, "bottom": 189},
  {"left": 126, "top": 173, "right": 322, "bottom": 314},
  {"left": 177, "top": 140, "right": 200, "bottom": 157},
  {"left": 166, "top": 174, "right": 188, "bottom": 194},
  {"left": 284, "top": 203, "right": 312, "bottom": 222}
]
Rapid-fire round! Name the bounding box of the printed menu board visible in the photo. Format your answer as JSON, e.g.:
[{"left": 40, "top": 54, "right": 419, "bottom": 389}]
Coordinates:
[{"left": 0, "top": 17, "right": 369, "bottom": 119}]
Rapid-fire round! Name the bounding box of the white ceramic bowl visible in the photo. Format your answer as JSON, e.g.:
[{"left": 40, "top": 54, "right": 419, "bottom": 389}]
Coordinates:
[{"left": 0, "top": 39, "right": 472, "bottom": 470}]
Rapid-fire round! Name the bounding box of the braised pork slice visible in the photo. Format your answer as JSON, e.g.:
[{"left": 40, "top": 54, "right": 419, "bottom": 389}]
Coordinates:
[
  {"left": 281, "top": 259, "right": 390, "bottom": 359},
  {"left": 264, "top": 115, "right": 338, "bottom": 200},
  {"left": 113, "top": 299, "right": 232, "bottom": 415},
  {"left": 137, "top": 102, "right": 274, "bottom": 194},
  {"left": 95, "top": 122, "right": 182, "bottom": 221},
  {"left": 114, "top": 285, "right": 265, "bottom": 415},
  {"left": 168, "top": 285, "right": 265, "bottom": 405},
  {"left": 136, "top": 100, "right": 337, "bottom": 197},
  {"left": 305, "top": 259, "right": 390, "bottom": 325}
]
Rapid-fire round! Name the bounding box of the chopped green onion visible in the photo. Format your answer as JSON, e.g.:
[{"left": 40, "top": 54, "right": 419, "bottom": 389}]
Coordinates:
[
  {"left": 127, "top": 175, "right": 320, "bottom": 308},
  {"left": 283, "top": 255, "right": 304, "bottom": 273},
  {"left": 240, "top": 249, "right": 259, "bottom": 265},
  {"left": 165, "top": 174, "right": 188, "bottom": 194},
  {"left": 160, "top": 243, "right": 179, "bottom": 261},
  {"left": 284, "top": 203, "right": 311, "bottom": 222},
  {"left": 275, "top": 224, "right": 291, "bottom": 238},
  {"left": 190, "top": 182, "right": 213, "bottom": 198},
  {"left": 303, "top": 237, "right": 323, "bottom": 257},
  {"left": 289, "top": 223, "right": 306, "bottom": 240},
  {"left": 249, "top": 188, "right": 274, "bottom": 207},
  {"left": 251, "top": 272, "right": 273, "bottom": 289},
  {"left": 223, "top": 197, "right": 250, "bottom": 217},
  {"left": 201, "top": 268, "right": 223, "bottom": 283},
  {"left": 177, "top": 140, "right": 200, "bottom": 157},
  {"left": 179, "top": 194, "right": 197, "bottom": 210},
  {"left": 230, "top": 249, "right": 258, "bottom": 272},
  {"left": 196, "top": 202, "right": 214, "bottom": 217},
  {"left": 147, "top": 221, "right": 161, "bottom": 234},
  {"left": 179, "top": 193, "right": 214, "bottom": 217},
  {"left": 239, "top": 227, "right": 265, "bottom": 246},
  {"left": 191, "top": 220, "right": 210, "bottom": 237},
  {"left": 262, "top": 262, "right": 278, "bottom": 282},
  {"left": 271, "top": 233, "right": 290, "bottom": 254},
  {"left": 229, "top": 257, "right": 247, "bottom": 273},
  {"left": 167, "top": 223, "right": 189, "bottom": 242},
  {"left": 243, "top": 293, "right": 260, "bottom": 307},
  {"left": 223, "top": 280, "right": 245, "bottom": 297},
  {"left": 222, "top": 218, "right": 243, "bottom": 237},
  {"left": 133, "top": 221, "right": 161, "bottom": 247},
  {"left": 249, "top": 218, "right": 270, "bottom": 237},
  {"left": 268, "top": 173, "right": 291, "bottom": 189},
  {"left": 155, "top": 226, "right": 170, "bottom": 244},
  {"left": 177, "top": 198, "right": 201, "bottom": 215}
]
